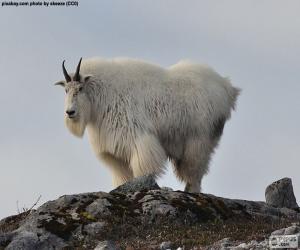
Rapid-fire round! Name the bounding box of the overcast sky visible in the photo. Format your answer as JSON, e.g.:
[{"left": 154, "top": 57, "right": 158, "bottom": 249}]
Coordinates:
[{"left": 0, "top": 0, "right": 300, "bottom": 219}]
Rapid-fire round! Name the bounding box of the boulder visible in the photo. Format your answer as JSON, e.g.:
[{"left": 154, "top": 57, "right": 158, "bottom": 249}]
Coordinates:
[{"left": 265, "top": 178, "right": 298, "bottom": 209}]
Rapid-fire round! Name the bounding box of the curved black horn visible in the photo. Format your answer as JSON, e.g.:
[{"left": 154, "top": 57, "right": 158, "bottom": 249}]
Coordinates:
[
  {"left": 62, "top": 60, "right": 71, "bottom": 82},
  {"left": 74, "top": 57, "right": 82, "bottom": 81}
]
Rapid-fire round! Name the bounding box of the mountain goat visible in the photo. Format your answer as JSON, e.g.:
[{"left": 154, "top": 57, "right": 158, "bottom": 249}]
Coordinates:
[{"left": 55, "top": 57, "right": 240, "bottom": 193}]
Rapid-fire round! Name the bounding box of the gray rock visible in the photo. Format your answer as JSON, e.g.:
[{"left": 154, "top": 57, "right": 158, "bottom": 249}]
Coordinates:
[
  {"left": 257, "top": 240, "right": 268, "bottom": 247},
  {"left": 218, "top": 238, "right": 233, "bottom": 248},
  {"left": 84, "top": 222, "right": 106, "bottom": 236},
  {"left": 110, "top": 174, "right": 160, "bottom": 194},
  {"left": 94, "top": 240, "right": 118, "bottom": 250},
  {"left": 278, "top": 207, "right": 299, "bottom": 217},
  {"left": 249, "top": 240, "right": 258, "bottom": 246},
  {"left": 284, "top": 225, "right": 300, "bottom": 235},
  {"left": 265, "top": 178, "right": 298, "bottom": 209},
  {"left": 86, "top": 198, "right": 112, "bottom": 217},
  {"left": 4, "top": 231, "right": 67, "bottom": 250},
  {"left": 236, "top": 242, "right": 247, "bottom": 248},
  {"left": 161, "top": 187, "right": 173, "bottom": 192},
  {"left": 215, "top": 239, "right": 269, "bottom": 250},
  {"left": 271, "top": 228, "right": 285, "bottom": 235},
  {"left": 160, "top": 241, "right": 172, "bottom": 249},
  {"left": 271, "top": 225, "right": 300, "bottom": 237},
  {"left": 141, "top": 199, "right": 177, "bottom": 218},
  {"left": 0, "top": 232, "right": 17, "bottom": 247},
  {"left": 5, "top": 231, "right": 39, "bottom": 250}
]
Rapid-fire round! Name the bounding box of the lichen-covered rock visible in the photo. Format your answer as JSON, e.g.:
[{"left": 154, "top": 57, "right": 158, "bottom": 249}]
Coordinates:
[
  {"left": 110, "top": 174, "right": 160, "bottom": 194},
  {"left": 160, "top": 241, "right": 172, "bottom": 250},
  {"left": 0, "top": 178, "right": 300, "bottom": 249},
  {"left": 86, "top": 198, "right": 112, "bottom": 218},
  {"left": 265, "top": 177, "right": 298, "bottom": 209},
  {"left": 83, "top": 222, "right": 106, "bottom": 236},
  {"left": 94, "top": 240, "right": 119, "bottom": 250},
  {"left": 5, "top": 231, "right": 67, "bottom": 250},
  {"left": 5, "top": 231, "right": 39, "bottom": 250}
]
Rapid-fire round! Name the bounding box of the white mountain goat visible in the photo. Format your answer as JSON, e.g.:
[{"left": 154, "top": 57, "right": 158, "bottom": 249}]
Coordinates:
[{"left": 55, "top": 57, "right": 240, "bottom": 192}]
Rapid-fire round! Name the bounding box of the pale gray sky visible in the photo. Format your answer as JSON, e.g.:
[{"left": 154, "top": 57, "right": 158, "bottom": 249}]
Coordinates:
[{"left": 0, "top": 0, "right": 300, "bottom": 219}]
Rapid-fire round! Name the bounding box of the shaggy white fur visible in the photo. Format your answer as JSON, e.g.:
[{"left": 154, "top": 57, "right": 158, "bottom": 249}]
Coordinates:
[{"left": 56, "top": 57, "right": 240, "bottom": 193}]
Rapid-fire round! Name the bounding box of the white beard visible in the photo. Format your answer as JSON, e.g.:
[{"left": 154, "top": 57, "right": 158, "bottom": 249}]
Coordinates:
[{"left": 64, "top": 115, "right": 87, "bottom": 137}]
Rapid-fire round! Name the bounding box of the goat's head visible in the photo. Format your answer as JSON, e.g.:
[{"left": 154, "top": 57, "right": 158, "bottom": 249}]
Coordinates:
[{"left": 55, "top": 58, "right": 92, "bottom": 137}]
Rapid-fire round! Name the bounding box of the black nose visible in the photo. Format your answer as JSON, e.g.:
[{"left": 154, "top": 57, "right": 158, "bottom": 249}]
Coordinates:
[{"left": 66, "top": 110, "right": 75, "bottom": 116}]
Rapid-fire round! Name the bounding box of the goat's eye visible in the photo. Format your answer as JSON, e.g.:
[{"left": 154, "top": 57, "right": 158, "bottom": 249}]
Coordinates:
[{"left": 79, "top": 86, "right": 83, "bottom": 92}]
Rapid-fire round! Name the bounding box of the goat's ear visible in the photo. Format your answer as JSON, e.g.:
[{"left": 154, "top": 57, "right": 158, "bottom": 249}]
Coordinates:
[
  {"left": 54, "top": 81, "right": 65, "bottom": 87},
  {"left": 83, "top": 75, "right": 92, "bottom": 83}
]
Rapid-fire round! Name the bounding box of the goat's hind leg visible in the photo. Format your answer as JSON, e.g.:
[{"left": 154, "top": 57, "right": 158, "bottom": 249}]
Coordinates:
[{"left": 172, "top": 138, "right": 212, "bottom": 193}]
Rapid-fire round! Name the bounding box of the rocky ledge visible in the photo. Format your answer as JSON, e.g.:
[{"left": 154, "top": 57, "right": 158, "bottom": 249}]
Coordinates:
[{"left": 0, "top": 177, "right": 299, "bottom": 250}]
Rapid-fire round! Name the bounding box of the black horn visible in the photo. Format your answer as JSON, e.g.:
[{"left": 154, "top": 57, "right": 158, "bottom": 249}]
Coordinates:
[
  {"left": 74, "top": 57, "right": 82, "bottom": 82},
  {"left": 62, "top": 60, "right": 71, "bottom": 82}
]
